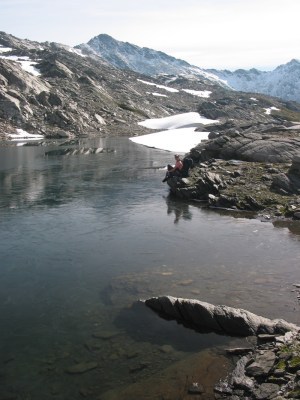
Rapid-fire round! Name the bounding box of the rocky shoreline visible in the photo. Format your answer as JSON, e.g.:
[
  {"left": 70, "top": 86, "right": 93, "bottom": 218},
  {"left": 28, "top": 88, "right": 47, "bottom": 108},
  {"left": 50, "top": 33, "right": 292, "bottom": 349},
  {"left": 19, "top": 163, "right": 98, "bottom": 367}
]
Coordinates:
[
  {"left": 165, "top": 121, "right": 300, "bottom": 222},
  {"left": 215, "top": 330, "right": 300, "bottom": 400},
  {"left": 145, "top": 296, "right": 300, "bottom": 400}
]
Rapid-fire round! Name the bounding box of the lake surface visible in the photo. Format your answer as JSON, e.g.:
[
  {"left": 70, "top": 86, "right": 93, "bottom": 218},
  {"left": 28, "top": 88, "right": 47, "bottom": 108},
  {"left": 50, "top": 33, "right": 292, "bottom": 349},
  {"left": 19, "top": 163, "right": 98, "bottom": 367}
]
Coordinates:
[{"left": 0, "top": 137, "right": 300, "bottom": 399}]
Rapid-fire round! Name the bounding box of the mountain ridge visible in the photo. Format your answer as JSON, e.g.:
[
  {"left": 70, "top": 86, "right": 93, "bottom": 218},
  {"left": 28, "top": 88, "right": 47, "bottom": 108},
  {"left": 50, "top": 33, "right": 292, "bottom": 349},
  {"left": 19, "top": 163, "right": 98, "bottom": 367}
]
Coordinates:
[
  {"left": 76, "top": 34, "right": 227, "bottom": 88},
  {"left": 1, "top": 31, "right": 300, "bottom": 141},
  {"left": 77, "top": 34, "right": 300, "bottom": 103}
]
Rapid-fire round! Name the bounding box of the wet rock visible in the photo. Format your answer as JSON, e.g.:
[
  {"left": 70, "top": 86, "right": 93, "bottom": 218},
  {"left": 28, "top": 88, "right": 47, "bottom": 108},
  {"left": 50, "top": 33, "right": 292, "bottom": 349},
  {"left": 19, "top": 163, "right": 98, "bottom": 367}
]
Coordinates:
[
  {"left": 129, "top": 361, "right": 149, "bottom": 373},
  {"left": 226, "top": 347, "right": 254, "bottom": 356},
  {"left": 159, "top": 344, "right": 174, "bottom": 354},
  {"left": 92, "top": 330, "right": 121, "bottom": 340}
]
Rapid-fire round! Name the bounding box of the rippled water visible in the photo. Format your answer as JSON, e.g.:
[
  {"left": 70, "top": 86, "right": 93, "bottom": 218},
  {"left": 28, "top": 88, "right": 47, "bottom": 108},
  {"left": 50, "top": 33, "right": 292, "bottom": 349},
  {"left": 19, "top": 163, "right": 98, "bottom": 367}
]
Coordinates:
[{"left": 0, "top": 137, "right": 300, "bottom": 399}]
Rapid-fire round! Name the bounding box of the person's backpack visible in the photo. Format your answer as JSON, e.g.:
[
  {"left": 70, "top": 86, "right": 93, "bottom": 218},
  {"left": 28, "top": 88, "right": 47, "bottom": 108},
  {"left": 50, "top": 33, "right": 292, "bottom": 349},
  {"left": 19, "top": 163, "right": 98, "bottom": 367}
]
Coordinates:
[{"left": 181, "top": 157, "right": 194, "bottom": 177}]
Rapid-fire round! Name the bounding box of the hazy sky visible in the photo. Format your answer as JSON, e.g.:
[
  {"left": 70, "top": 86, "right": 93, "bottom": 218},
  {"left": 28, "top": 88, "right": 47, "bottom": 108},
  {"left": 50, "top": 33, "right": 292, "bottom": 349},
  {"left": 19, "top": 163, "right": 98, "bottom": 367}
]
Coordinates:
[{"left": 1, "top": 0, "right": 299, "bottom": 70}]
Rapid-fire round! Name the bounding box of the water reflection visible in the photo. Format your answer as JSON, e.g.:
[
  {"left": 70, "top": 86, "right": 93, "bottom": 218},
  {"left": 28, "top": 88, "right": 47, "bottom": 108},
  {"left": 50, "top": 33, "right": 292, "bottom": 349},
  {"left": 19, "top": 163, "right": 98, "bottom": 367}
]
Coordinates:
[
  {"left": 165, "top": 195, "right": 193, "bottom": 224},
  {"left": 273, "top": 220, "right": 300, "bottom": 238}
]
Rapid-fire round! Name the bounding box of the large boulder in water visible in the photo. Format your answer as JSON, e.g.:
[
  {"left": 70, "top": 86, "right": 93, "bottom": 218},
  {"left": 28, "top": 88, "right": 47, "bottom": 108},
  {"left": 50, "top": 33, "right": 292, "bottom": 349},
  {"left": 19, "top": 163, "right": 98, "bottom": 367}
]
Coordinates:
[{"left": 144, "top": 296, "right": 299, "bottom": 337}]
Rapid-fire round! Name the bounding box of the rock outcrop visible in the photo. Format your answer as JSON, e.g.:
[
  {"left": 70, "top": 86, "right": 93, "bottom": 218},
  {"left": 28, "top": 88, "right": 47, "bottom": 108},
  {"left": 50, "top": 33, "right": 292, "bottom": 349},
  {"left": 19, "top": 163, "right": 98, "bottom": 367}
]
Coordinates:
[
  {"left": 165, "top": 117, "right": 300, "bottom": 220},
  {"left": 166, "top": 155, "right": 300, "bottom": 220},
  {"left": 144, "top": 296, "right": 299, "bottom": 337},
  {"left": 191, "top": 128, "right": 300, "bottom": 164}
]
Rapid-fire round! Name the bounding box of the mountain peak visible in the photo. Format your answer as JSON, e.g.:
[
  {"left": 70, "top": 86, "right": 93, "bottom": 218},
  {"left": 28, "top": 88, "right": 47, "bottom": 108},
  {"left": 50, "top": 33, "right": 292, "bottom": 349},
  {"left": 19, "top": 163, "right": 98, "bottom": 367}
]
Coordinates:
[{"left": 77, "top": 33, "right": 226, "bottom": 87}]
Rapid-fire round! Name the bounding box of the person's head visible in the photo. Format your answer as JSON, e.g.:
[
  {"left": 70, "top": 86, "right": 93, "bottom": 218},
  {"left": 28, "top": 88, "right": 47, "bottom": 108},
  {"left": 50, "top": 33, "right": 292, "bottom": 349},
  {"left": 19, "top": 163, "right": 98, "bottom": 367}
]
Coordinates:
[{"left": 174, "top": 154, "right": 180, "bottom": 160}]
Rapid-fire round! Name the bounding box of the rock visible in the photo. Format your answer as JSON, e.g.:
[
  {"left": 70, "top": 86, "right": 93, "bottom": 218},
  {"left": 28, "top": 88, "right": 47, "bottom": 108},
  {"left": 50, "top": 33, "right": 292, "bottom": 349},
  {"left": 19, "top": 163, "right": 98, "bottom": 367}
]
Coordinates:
[
  {"left": 226, "top": 347, "right": 254, "bottom": 356},
  {"left": 229, "top": 356, "right": 255, "bottom": 391},
  {"left": 92, "top": 330, "right": 120, "bottom": 340},
  {"left": 294, "top": 212, "right": 300, "bottom": 220},
  {"left": 212, "top": 321, "right": 300, "bottom": 399},
  {"left": 65, "top": 361, "right": 98, "bottom": 374},
  {"left": 246, "top": 351, "right": 276, "bottom": 377},
  {"left": 289, "top": 155, "right": 300, "bottom": 176},
  {"left": 159, "top": 344, "right": 174, "bottom": 354},
  {"left": 193, "top": 131, "right": 300, "bottom": 163},
  {"left": 144, "top": 296, "right": 299, "bottom": 337},
  {"left": 252, "top": 383, "right": 280, "bottom": 399}
]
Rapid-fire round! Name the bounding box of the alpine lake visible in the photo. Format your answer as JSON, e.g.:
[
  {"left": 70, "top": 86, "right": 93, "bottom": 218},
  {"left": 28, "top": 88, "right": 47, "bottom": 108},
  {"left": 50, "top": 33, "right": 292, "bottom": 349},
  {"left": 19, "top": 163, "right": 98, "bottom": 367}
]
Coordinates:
[{"left": 0, "top": 136, "right": 300, "bottom": 400}]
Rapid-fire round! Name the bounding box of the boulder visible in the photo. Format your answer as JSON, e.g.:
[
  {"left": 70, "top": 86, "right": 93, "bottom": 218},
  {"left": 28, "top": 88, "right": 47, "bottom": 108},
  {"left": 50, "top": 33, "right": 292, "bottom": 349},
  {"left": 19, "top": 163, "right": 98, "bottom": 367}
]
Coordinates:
[
  {"left": 144, "top": 296, "right": 299, "bottom": 337},
  {"left": 289, "top": 154, "right": 300, "bottom": 176}
]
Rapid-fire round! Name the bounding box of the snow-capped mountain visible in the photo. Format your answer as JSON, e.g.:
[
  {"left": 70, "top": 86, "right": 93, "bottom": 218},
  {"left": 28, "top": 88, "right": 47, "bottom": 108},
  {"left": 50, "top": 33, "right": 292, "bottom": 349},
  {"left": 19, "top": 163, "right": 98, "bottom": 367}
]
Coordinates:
[
  {"left": 1, "top": 31, "right": 299, "bottom": 140},
  {"left": 77, "top": 34, "right": 300, "bottom": 104},
  {"left": 207, "top": 59, "right": 300, "bottom": 103},
  {"left": 75, "top": 34, "right": 226, "bottom": 88}
]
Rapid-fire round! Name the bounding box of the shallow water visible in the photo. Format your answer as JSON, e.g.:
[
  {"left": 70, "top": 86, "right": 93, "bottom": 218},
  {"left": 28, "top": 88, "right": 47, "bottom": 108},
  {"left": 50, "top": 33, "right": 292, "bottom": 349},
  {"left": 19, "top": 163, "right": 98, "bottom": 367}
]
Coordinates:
[{"left": 0, "top": 137, "right": 300, "bottom": 399}]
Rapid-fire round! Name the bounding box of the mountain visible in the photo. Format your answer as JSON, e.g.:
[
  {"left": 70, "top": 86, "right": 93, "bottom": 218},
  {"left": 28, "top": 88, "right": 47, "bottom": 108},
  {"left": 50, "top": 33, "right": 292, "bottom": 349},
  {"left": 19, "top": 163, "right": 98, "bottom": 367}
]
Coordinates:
[
  {"left": 1, "top": 31, "right": 300, "bottom": 141},
  {"left": 75, "top": 34, "right": 226, "bottom": 87},
  {"left": 208, "top": 59, "right": 300, "bottom": 103},
  {"left": 77, "top": 34, "right": 300, "bottom": 104},
  {"left": 0, "top": 31, "right": 213, "bottom": 139}
]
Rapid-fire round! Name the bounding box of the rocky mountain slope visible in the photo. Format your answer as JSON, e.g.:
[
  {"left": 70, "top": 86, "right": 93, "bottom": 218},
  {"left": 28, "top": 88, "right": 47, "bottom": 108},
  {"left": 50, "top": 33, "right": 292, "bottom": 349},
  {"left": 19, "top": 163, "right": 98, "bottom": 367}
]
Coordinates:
[
  {"left": 0, "top": 31, "right": 219, "bottom": 139},
  {"left": 208, "top": 59, "right": 300, "bottom": 103},
  {"left": 1, "top": 31, "right": 299, "bottom": 142}
]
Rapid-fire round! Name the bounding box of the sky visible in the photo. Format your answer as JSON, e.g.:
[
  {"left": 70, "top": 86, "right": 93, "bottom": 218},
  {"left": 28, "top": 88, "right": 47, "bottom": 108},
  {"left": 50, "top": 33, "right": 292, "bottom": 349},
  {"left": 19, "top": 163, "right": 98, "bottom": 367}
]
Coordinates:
[{"left": 1, "top": 0, "right": 299, "bottom": 70}]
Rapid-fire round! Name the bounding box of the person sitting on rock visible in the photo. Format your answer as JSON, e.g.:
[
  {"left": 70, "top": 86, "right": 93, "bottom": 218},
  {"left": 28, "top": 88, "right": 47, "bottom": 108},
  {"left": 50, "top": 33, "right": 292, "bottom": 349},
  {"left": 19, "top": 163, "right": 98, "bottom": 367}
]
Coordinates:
[{"left": 162, "top": 154, "right": 183, "bottom": 182}]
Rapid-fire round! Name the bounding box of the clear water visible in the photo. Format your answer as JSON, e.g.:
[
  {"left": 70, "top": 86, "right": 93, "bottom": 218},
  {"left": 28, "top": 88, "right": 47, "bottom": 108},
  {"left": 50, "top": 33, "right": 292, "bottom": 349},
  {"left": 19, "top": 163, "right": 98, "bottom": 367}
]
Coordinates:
[{"left": 0, "top": 137, "right": 300, "bottom": 399}]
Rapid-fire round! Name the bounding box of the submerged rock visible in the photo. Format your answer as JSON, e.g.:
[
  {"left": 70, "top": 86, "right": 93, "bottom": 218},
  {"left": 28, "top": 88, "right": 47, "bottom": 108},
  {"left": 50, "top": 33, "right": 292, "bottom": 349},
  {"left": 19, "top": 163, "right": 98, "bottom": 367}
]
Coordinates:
[{"left": 65, "top": 361, "right": 98, "bottom": 374}]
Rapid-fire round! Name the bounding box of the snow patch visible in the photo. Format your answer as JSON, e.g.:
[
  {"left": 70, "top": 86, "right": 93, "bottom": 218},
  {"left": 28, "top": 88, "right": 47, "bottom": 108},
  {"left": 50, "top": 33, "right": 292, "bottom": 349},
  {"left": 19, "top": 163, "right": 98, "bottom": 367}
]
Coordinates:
[
  {"left": 0, "top": 54, "right": 41, "bottom": 76},
  {"left": 0, "top": 46, "right": 13, "bottom": 53},
  {"left": 130, "top": 127, "right": 209, "bottom": 153},
  {"left": 137, "top": 79, "right": 179, "bottom": 93},
  {"left": 138, "top": 112, "right": 218, "bottom": 130},
  {"left": 69, "top": 47, "right": 87, "bottom": 57},
  {"left": 264, "top": 106, "right": 280, "bottom": 115},
  {"left": 182, "top": 89, "right": 212, "bottom": 98},
  {"left": 146, "top": 91, "right": 168, "bottom": 97},
  {"left": 131, "top": 112, "right": 219, "bottom": 152}
]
